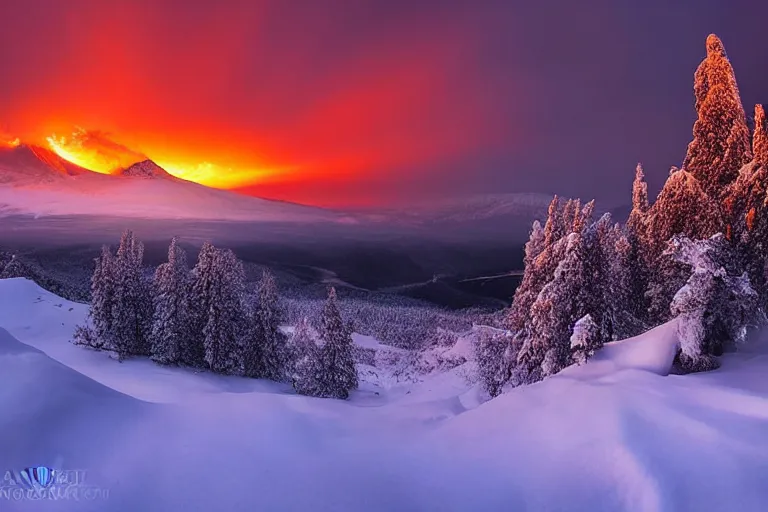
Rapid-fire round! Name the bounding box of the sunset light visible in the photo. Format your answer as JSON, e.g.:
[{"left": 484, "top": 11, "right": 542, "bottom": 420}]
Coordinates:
[
  {"left": 42, "top": 127, "right": 282, "bottom": 188},
  {"left": 2, "top": 2, "right": 768, "bottom": 510},
  {"left": 0, "top": 135, "right": 20, "bottom": 148}
]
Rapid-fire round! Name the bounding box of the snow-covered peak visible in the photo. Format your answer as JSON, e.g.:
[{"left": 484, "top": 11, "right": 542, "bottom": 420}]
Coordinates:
[
  {"left": 118, "top": 159, "right": 173, "bottom": 179},
  {"left": 0, "top": 153, "right": 346, "bottom": 223},
  {"left": 0, "top": 144, "right": 94, "bottom": 184}
]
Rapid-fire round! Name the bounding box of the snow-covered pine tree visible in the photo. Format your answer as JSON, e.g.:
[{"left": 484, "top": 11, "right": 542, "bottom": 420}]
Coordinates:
[
  {"left": 543, "top": 195, "right": 563, "bottom": 247},
  {"left": 561, "top": 199, "right": 577, "bottom": 234},
  {"left": 754, "top": 104, "right": 768, "bottom": 166},
  {"left": 250, "top": 270, "right": 288, "bottom": 381},
  {"left": 82, "top": 245, "right": 116, "bottom": 349},
  {"left": 573, "top": 199, "right": 595, "bottom": 236},
  {"left": 610, "top": 232, "right": 642, "bottom": 339},
  {"left": 203, "top": 249, "right": 246, "bottom": 374},
  {"left": 645, "top": 249, "right": 692, "bottom": 326},
  {"left": 317, "top": 287, "right": 358, "bottom": 399},
  {"left": 474, "top": 329, "right": 512, "bottom": 397},
  {"left": 111, "top": 230, "right": 152, "bottom": 360},
  {"left": 240, "top": 310, "right": 263, "bottom": 379},
  {"left": 579, "top": 212, "right": 615, "bottom": 341},
  {"left": 628, "top": 163, "right": 649, "bottom": 226},
  {"left": 507, "top": 220, "right": 547, "bottom": 332},
  {"left": 645, "top": 167, "right": 723, "bottom": 259},
  {"left": 566, "top": 199, "right": 582, "bottom": 232},
  {"left": 523, "top": 220, "right": 545, "bottom": 269},
  {"left": 187, "top": 241, "right": 217, "bottom": 367},
  {"left": 644, "top": 168, "right": 727, "bottom": 325},
  {"left": 668, "top": 234, "right": 762, "bottom": 372},
  {"left": 626, "top": 164, "right": 651, "bottom": 317},
  {"left": 150, "top": 237, "right": 190, "bottom": 366},
  {"left": 287, "top": 317, "right": 322, "bottom": 396},
  {"left": 72, "top": 324, "right": 100, "bottom": 349},
  {"left": 570, "top": 314, "right": 600, "bottom": 365},
  {"left": 724, "top": 157, "right": 768, "bottom": 307},
  {"left": 515, "top": 232, "right": 586, "bottom": 384},
  {"left": 508, "top": 196, "right": 580, "bottom": 334},
  {"left": 683, "top": 34, "right": 752, "bottom": 199}
]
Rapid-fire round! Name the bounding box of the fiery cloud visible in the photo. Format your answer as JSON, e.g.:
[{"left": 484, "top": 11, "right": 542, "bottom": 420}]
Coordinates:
[
  {"left": 46, "top": 128, "right": 147, "bottom": 174},
  {"left": 0, "top": 1, "right": 528, "bottom": 206},
  {"left": 0, "top": 136, "right": 20, "bottom": 149}
]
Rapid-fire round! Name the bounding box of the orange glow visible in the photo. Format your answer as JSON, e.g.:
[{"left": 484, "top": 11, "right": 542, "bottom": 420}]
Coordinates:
[
  {"left": 0, "top": 134, "right": 20, "bottom": 148},
  {"left": 42, "top": 127, "right": 286, "bottom": 188},
  {"left": 154, "top": 159, "right": 293, "bottom": 189},
  {"left": 46, "top": 129, "right": 120, "bottom": 174},
  {"left": 0, "top": 2, "right": 522, "bottom": 207}
]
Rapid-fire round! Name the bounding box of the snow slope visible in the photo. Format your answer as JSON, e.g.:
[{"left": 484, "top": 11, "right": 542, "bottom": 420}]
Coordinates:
[
  {"left": 2, "top": 277, "right": 768, "bottom": 511},
  {"left": 0, "top": 146, "right": 344, "bottom": 223}
]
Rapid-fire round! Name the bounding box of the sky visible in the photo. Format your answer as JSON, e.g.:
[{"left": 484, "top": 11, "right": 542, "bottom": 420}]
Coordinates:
[{"left": 0, "top": 0, "right": 766, "bottom": 208}]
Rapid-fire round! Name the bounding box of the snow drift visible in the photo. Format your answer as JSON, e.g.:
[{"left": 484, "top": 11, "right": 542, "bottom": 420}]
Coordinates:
[{"left": 2, "top": 277, "right": 768, "bottom": 511}]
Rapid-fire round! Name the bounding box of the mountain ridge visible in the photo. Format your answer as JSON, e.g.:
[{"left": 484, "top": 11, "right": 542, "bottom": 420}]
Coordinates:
[{"left": 117, "top": 159, "right": 174, "bottom": 179}]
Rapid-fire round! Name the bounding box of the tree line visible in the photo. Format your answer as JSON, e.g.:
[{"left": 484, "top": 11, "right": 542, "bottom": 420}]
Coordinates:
[
  {"left": 477, "top": 34, "right": 768, "bottom": 396},
  {"left": 73, "top": 233, "right": 358, "bottom": 400}
]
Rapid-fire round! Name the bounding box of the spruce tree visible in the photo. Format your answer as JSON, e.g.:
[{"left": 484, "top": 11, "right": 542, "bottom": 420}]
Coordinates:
[
  {"left": 111, "top": 230, "right": 152, "bottom": 360},
  {"left": 669, "top": 234, "right": 761, "bottom": 372},
  {"left": 570, "top": 314, "right": 600, "bottom": 365},
  {"left": 508, "top": 220, "right": 547, "bottom": 332},
  {"left": 317, "top": 287, "right": 358, "bottom": 399},
  {"left": 725, "top": 156, "right": 768, "bottom": 307},
  {"left": 683, "top": 34, "right": 752, "bottom": 199},
  {"left": 475, "top": 330, "right": 512, "bottom": 397},
  {"left": 89, "top": 245, "right": 116, "bottom": 348},
  {"left": 150, "top": 237, "right": 190, "bottom": 366},
  {"left": 626, "top": 164, "right": 651, "bottom": 318},
  {"left": 203, "top": 249, "right": 246, "bottom": 374},
  {"left": 579, "top": 212, "right": 614, "bottom": 341},
  {"left": 567, "top": 199, "right": 582, "bottom": 232},
  {"left": 523, "top": 220, "right": 545, "bottom": 269},
  {"left": 508, "top": 197, "right": 573, "bottom": 334},
  {"left": 542, "top": 195, "right": 563, "bottom": 247},
  {"left": 516, "top": 232, "right": 586, "bottom": 384},
  {"left": 610, "top": 233, "right": 640, "bottom": 339},
  {"left": 187, "top": 241, "right": 217, "bottom": 367},
  {"left": 561, "top": 199, "right": 578, "bottom": 234},
  {"left": 573, "top": 200, "right": 595, "bottom": 235},
  {"left": 754, "top": 104, "right": 768, "bottom": 167},
  {"left": 629, "top": 163, "right": 649, "bottom": 220},
  {"left": 287, "top": 317, "right": 322, "bottom": 396},
  {"left": 249, "top": 270, "right": 288, "bottom": 381},
  {"left": 646, "top": 168, "right": 723, "bottom": 259}
]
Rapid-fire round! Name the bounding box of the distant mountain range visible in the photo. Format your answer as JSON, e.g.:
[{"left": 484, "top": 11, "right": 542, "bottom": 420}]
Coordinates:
[
  {"left": 0, "top": 144, "right": 559, "bottom": 241},
  {"left": 0, "top": 145, "right": 343, "bottom": 223}
]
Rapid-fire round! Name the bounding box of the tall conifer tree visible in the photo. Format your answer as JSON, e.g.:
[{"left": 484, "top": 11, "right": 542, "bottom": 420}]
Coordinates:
[
  {"left": 187, "top": 241, "right": 217, "bottom": 367},
  {"left": 683, "top": 34, "right": 751, "bottom": 198},
  {"left": 150, "top": 237, "right": 190, "bottom": 365},
  {"left": 203, "top": 249, "right": 246, "bottom": 374},
  {"left": 754, "top": 104, "right": 768, "bottom": 167},
  {"left": 317, "top": 287, "right": 358, "bottom": 399},
  {"left": 111, "top": 230, "right": 152, "bottom": 360}
]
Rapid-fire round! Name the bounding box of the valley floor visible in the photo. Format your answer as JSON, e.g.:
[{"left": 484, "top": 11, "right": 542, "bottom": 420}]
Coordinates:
[{"left": 1, "top": 278, "right": 768, "bottom": 511}]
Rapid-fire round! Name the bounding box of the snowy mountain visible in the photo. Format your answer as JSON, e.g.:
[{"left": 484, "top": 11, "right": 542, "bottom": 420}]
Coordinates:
[
  {"left": 0, "top": 147, "right": 551, "bottom": 235},
  {"left": 362, "top": 193, "right": 554, "bottom": 224},
  {"left": 2, "top": 277, "right": 768, "bottom": 510},
  {"left": 117, "top": 159, "right": 173, "bottom": 179},
  {"left": 0, "top": 144, "right": 92, "bottom": 184},
  {"left": 0, "top": 145, "right": 344, "bottom": 223}
]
